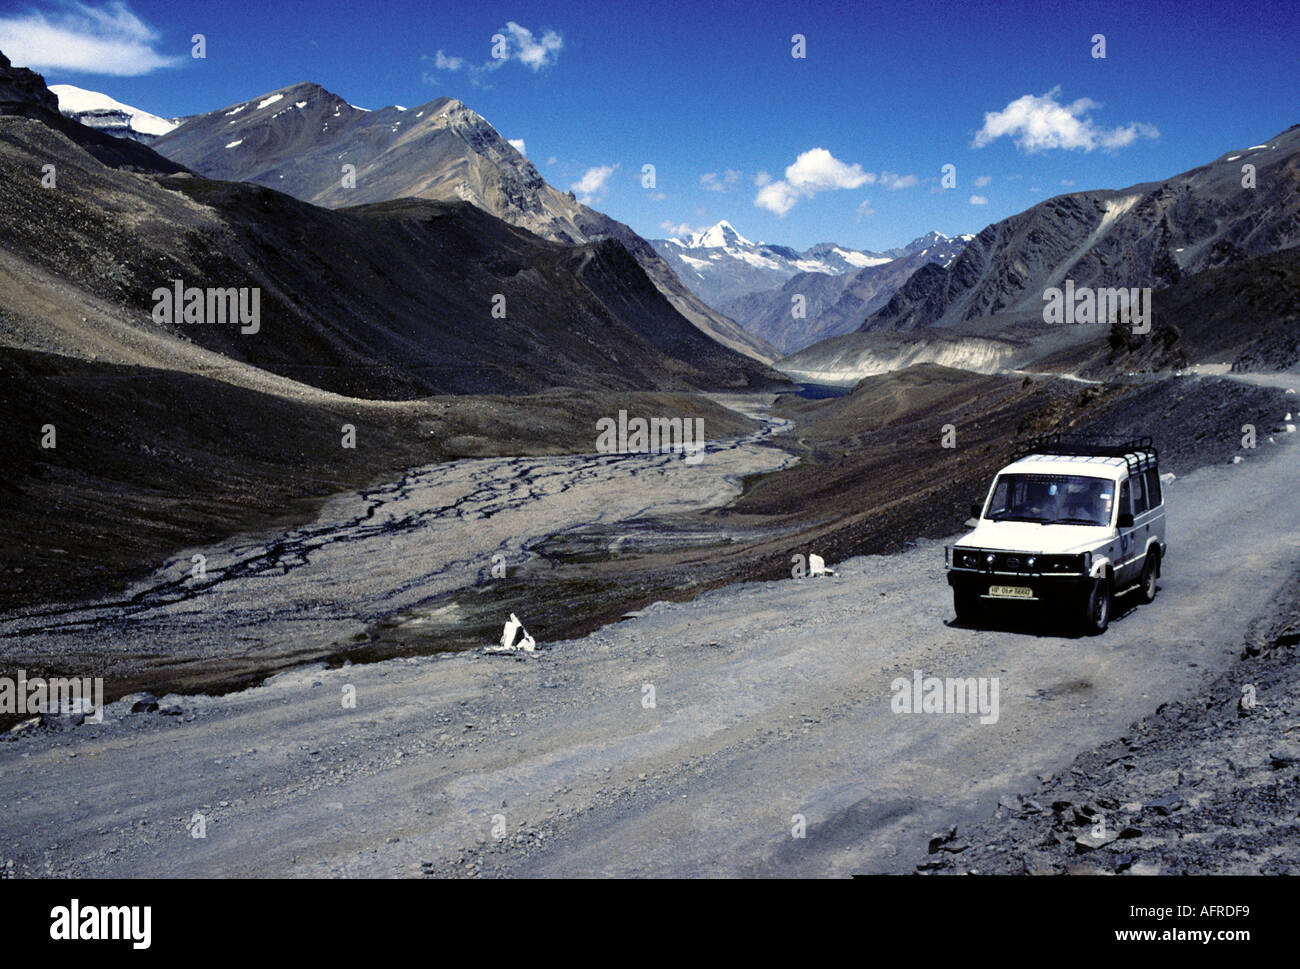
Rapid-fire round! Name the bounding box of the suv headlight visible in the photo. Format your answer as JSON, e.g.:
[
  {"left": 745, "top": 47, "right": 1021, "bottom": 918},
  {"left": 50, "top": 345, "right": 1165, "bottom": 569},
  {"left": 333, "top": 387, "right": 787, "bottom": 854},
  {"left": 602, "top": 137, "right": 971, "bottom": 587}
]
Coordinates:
[{"left": 950, "top": 549, "right": 980, "bottom": 569}]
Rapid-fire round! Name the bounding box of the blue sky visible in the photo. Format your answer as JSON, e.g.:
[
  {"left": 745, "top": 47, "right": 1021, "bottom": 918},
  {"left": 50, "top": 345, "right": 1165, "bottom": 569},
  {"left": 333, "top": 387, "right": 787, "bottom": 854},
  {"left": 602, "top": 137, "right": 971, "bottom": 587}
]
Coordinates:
[{"left": 3, "top": 0, "right": 1297, "bottom": 250}]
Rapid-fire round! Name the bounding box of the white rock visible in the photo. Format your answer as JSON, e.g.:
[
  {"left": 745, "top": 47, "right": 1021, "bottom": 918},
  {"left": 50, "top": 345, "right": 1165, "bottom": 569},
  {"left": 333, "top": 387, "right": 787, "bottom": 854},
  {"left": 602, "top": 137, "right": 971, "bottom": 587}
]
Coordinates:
[{"left": 486, "top": 613, "right": 537, "bottom": 652}]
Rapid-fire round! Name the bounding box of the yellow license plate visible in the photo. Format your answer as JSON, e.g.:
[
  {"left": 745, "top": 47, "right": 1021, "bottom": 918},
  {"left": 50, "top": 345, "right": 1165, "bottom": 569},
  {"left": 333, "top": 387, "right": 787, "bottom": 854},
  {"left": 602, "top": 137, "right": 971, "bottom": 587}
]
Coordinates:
[{"left": 989, "top": 585, "right": 1034, "bottom": 599}]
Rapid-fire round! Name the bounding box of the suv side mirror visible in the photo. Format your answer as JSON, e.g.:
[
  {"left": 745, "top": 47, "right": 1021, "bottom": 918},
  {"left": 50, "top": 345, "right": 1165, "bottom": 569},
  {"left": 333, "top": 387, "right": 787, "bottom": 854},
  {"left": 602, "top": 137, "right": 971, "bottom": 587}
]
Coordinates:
[
  {"left": 1117, "top": 512, "right": 1134, "bottom": 529},
  {"left": 970, "top": 504, "right": 982, "bottom": 520}
]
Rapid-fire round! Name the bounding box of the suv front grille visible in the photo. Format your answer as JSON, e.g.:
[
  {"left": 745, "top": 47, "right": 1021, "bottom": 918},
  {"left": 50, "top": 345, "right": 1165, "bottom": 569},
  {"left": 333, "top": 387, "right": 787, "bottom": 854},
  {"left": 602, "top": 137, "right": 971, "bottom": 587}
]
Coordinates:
[{"left": 949, "top": 549, "right": 1085, "bottom": 575}]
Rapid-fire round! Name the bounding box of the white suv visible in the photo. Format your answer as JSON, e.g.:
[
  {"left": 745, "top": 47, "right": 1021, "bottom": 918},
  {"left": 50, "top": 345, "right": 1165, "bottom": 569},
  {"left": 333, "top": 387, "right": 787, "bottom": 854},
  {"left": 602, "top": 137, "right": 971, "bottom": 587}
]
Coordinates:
[{"left": 945, "top": 436, "right": 1166, "bottom": 634}]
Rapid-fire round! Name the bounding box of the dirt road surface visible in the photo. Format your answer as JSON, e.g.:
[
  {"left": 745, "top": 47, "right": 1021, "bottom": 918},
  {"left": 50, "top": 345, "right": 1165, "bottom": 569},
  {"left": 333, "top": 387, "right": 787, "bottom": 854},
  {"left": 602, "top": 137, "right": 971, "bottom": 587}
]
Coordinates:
[{"left": 2, "top": 403, "right": 1297, "bottom": 878}]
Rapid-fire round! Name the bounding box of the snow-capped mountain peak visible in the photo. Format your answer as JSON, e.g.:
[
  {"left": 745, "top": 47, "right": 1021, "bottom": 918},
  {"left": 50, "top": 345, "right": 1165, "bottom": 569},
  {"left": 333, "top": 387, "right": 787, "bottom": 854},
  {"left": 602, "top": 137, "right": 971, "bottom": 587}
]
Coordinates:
[
  {"left": 651, "top": 221, "right": 908, "bottom": 306},
  {"left": 50, "top": 83, "right": 180, "bottom": 143},
  {"left": 689, "top": 220, "right": 753, "bottom": 249}
]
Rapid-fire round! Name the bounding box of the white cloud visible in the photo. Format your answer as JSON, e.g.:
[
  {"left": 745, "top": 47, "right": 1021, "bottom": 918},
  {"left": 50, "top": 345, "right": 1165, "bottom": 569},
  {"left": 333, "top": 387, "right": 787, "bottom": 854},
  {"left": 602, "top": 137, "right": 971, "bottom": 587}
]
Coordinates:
[
  {"left": 508, "top": 138, "right": 526, "bottom": 155},
  {"left": 659, "top": 220, "right": 702, "bottom": 237},
  {"left": 423, "top": 22, "right": 562, "bottom": 88},
  {"left": 0, "top": 1, "right": 180, "bottom": 76},
  {"left": 753, "top": 171, "right": 771, "bottom": 187},
  {"left": 786, "top": 148, "right": 873, "bottom": 192},
  {"left": 572, "top": 164, "right": 617, "bottom": 203},
  {"left": 433, "top": 49, "right": 464, "bottom": 71},
  {"left": 649, "top": 191, "right": 666, "bottom": 201},
  {"left": 878, "top": 171, "right": 918, "bottom": 190},
  {"left": 546, "top": 156, "right": 558, "bottom": 165},
  {"left": 754, "top": 180, "right": 799, "bottom": 217},
  {"left": 878, "top": 171, "right": 920, "bottom": 191},
  {"left": 973, "top": 87, "right": 1158, "bottom": 153},
  {"left": 500, "top": 21, "right": 563, "bottom": 71},
  {"left": 855, "top": 199, "right": 875, "bottom": 220},
  {"left": 754, "top": 147, "right": 874, "bottom": 217},
  {"left": 969, "top": 195, "right": 989, "bottom": 205},
  {"left": 973, "top": 174, "right": 992, "bottom": 187},
  {"left": 700, "top": 169, "right": 742, "bottom": 191}
]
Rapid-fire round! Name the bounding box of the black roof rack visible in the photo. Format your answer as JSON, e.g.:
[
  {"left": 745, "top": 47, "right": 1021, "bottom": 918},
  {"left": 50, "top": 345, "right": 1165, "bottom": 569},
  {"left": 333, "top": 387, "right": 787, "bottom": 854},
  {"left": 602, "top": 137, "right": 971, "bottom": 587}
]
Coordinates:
[{"left": 1011, "top": 434, "right": 1157, "bottom": 478}]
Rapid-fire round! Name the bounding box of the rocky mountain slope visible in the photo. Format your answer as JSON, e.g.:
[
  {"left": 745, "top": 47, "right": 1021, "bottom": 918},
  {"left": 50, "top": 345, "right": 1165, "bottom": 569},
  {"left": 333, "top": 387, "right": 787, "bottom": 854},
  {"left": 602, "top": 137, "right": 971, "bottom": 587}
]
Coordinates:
[
  {"left": 1031, "top": 244, "right": 1300, "bottom": 378},
  {"left": 864, "top": 123, "right": 1300, "bottom": 332},
  {"left": 0, "top": 53, "right": 781, "bottom": 399},
  {"left": 0, "top": 132, "right": 778, "bottom": 398},
  {"left": 151, "top": 85, "right": 776, "bottom": 362}
]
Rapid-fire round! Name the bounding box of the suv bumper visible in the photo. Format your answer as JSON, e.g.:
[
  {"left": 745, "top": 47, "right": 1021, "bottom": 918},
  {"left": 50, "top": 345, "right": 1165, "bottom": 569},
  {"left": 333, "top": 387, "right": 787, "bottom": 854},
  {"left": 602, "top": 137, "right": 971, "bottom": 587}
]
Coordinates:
[{"left": 947, "top": 569, "right": 1093, "bottom": 605}]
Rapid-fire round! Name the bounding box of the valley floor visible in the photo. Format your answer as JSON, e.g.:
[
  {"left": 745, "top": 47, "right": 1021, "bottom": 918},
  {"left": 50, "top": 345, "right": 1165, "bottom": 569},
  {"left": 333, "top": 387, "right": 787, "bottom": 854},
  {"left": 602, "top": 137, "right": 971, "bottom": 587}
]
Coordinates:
[{"left": 0, "top": 395, "right": 790, "bottom": 699}]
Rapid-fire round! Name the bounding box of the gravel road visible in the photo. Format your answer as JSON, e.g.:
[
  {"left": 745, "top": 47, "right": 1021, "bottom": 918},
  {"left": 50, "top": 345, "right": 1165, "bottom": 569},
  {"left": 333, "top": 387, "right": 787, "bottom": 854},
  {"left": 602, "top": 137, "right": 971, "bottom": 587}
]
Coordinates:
[{"left": 2, "top": 394, "right": 1297, "bottom": 878}]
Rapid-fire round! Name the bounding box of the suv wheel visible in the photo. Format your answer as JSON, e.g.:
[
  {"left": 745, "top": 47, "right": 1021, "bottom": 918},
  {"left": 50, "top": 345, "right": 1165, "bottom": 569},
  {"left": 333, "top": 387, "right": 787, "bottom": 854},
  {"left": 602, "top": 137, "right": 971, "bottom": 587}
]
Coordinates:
[
  {"left": 954, "top": 588, "right": 982, "bottom": 626},
  {"left": 1138, "top": 551, "right": 1159, "bottom": 604},
  {"left": 1082, "top": 577, "right": 1111, "bottom": 635}
]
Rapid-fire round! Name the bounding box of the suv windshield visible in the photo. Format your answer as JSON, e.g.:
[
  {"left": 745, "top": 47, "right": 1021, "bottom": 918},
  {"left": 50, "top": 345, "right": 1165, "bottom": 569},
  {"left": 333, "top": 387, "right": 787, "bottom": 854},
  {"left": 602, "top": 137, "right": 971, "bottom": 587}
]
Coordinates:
[{"left": 985, "top": 473, "right": 1114, "bottom": 526}]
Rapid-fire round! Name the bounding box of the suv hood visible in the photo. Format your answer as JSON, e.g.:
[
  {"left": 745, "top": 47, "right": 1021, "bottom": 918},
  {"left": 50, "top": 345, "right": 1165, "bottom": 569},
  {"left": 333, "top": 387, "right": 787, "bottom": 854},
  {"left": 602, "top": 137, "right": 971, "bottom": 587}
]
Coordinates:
[{"left": 958, "top": 520, "right": 1114, "bottom": 554}]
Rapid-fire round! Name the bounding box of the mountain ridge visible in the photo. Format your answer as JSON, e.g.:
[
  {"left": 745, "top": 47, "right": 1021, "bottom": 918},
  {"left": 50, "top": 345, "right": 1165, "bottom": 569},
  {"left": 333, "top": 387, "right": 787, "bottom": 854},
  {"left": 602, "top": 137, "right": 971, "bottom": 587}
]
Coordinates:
[
  {"left": 718, "top": 232, "right": 972, "bottom": 353},
  {"left": 0, "top": 50, "right": 782, "bottom": 399},
  {"left": 650, "top": 219, "right": 906, "bottom": 309},
  {"left": 151, "top": 82, "right": 778, "bottom": 362},
  {"left": 862, "top": 123, "right": 1300, "bottom": 332}
]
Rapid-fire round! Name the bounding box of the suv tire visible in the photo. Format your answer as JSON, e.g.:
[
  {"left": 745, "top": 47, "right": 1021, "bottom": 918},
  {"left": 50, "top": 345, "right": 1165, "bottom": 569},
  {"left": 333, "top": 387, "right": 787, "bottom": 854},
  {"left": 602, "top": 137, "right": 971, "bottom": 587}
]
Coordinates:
[
  {"left": 1082, "top": 577, "right": 1111, "bottom": 635},
  {"left": 1137, "top": 550, "right": 1159, "bottom": 604}
]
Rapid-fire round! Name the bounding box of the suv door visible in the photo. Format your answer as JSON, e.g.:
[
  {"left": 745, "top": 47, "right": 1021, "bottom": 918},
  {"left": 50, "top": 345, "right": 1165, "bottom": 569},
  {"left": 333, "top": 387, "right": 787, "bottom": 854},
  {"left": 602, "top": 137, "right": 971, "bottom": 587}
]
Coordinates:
[
  {"left": 1116, "top": 475, "right": 1141, "bottom": 586},
  {"left": 1143, "top": 466, "right": 1166, "bottom": 554}
]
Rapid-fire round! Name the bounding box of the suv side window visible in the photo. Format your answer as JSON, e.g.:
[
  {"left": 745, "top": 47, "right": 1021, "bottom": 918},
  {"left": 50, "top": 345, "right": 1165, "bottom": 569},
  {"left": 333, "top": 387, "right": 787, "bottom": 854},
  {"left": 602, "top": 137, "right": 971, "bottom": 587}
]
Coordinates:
[
  {"left": 1132, "top": 471, "right": 1149, "bottom": 515},
  {"left": 1119, "top": 478, "right": 1132, "bottom": 523},
  {"left": 1145, "top": 468, "right": 1162, "bottom": 508}
]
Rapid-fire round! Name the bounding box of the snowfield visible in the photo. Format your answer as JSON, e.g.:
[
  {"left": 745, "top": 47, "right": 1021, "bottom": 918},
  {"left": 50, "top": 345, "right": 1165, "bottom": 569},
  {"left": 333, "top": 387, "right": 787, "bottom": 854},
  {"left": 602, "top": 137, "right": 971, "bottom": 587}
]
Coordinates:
[{"left": 50, "top": 84, "right": 179, "bottom": 137}]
